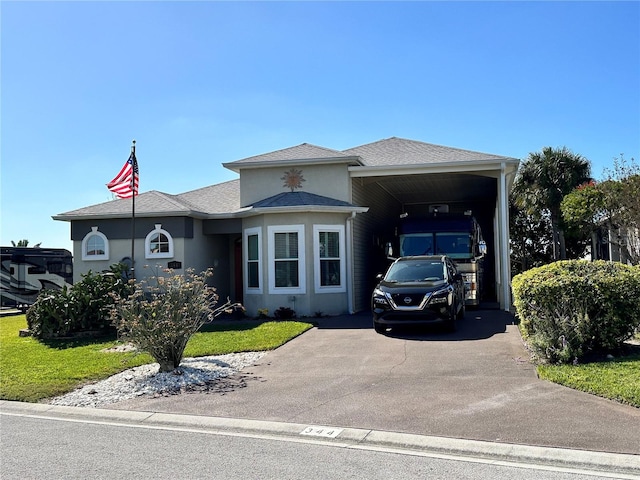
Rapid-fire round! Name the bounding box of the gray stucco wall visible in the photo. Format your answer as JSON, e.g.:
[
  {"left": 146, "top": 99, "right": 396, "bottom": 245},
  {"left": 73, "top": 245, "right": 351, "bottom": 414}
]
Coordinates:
[
  {"left": 183, "top": 219, "right": 238, "bottom": 303},
  {"left": 241, "top": 211, "right": 352, "bottom": 318},
  {"left": 71, "top": 217, "right": 191, "bottom": 283},
  {"left": 239, "top": 163, "right": 352, "bottom": 207}
]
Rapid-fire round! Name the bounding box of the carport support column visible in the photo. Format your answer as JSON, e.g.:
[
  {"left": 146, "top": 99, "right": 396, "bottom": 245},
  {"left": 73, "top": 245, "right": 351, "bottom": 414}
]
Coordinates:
[
  {"left": 499, "top": 162, "right": 511, "bottom": 312},
  {"left": 346, "top": 212, "right": 356, "bottom": 314}
]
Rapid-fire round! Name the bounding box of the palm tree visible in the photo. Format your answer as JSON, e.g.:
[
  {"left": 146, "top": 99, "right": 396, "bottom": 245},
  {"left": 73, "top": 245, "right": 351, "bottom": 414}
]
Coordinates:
[
  {"left": 10, "top": 239, "right": 41, "bottom": 247},
  {"left": 512, "top": 146, "right": 591, "bottom": 260}
]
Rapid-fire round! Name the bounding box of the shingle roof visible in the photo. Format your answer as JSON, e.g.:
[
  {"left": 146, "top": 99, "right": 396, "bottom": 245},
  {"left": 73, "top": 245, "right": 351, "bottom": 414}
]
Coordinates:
[
  {"left": 223, "top": 143, "right": 360, "bottom": 170},
  {"left": 54, "top": 180, "right": 242, "bottom": 220},
  {"left": 343, "top": 137, "right": 515, "bottom": 167},
  {"left": 176, "top": 179, "right": 241, "bottom": 214},
  {"left": 54, "top": 191, "right": 194, "bottom": 219},
  {"left": 251, "top": 191, "right": 356, "bottom": 208},
  {"left": 55, "top": 138, "right": 517, "bottom": 221}
]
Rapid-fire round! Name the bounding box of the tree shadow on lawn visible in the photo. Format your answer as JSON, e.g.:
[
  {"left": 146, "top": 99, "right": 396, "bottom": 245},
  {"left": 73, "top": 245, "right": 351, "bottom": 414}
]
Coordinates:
[
  {"left": 39, "top": 331, "right": 119, "bottom": 350},
  {"left": 38, "top": 319, "right": 289, "bottom": 350}
]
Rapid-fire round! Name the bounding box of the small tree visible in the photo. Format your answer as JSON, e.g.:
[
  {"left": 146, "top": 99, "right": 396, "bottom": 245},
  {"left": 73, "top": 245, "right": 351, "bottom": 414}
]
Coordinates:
[
  {"left": 110, "top": 268, "right": 240, "bottom": 372},
  {"left": 603, "top": 156, "right": 640, "bottom": 264},
  {"left": 562, "top": 155, "right": 640, "bottom": 265}
]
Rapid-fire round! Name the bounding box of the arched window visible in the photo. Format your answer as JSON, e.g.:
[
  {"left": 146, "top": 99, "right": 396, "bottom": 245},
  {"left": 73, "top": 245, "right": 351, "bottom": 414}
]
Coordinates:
[
  {"left": 145, "top": 224, "right": 174, "bottom": 259},
  {"left": 81, "top": 227, "right": 109, "bottom": 261}
]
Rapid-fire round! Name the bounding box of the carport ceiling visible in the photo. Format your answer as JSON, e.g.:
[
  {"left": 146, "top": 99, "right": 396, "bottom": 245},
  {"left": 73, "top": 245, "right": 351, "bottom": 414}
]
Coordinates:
[{"left": 366, "top": 173, "right": 498, "bottom": 206}]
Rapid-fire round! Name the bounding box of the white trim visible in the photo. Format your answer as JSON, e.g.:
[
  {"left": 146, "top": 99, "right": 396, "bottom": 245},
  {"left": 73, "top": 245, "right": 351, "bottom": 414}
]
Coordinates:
[
  {"left": 313, "top": 224, "right": 346, "bottom": 294},
  {"left": 81, "top": 227, "right": 109, "bottom": 261},
  {"left": 346, "top": 212, "right": 356, "bottom": 313},
  {"left": 348, "top": 159, "right": 520, "bottom": 178},
  {"left": 268, "top": 225, "right": 306, "bottom": 295},
  {"left": 243, "top": 226, "right": 263, "bottom": 295},
  {"left": 499, "top": 163, "right": 511, "bottom": 311},
  {"left": 145, "top": 224, "right": 174, "bottom": 259}
]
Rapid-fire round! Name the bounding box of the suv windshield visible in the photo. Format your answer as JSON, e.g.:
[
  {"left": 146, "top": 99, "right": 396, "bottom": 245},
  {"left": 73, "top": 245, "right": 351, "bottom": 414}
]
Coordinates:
[{"left": 385, "top": 260, "right": 445, "bottom": 282}]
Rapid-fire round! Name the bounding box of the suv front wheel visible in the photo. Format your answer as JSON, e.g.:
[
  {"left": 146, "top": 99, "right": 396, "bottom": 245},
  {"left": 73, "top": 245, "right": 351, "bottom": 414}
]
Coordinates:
[
  {"left": 373, "top": 321, "right": 385, "bottom": 334},
  {"left": 445, "top": 305, "right": 457, "bottom": 332}
]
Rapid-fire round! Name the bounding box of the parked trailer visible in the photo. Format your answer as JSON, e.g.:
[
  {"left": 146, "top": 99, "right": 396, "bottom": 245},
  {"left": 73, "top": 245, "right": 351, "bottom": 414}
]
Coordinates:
[
  {"left": 1, "top": 247, "right": 73, "bottom": 308},
  {"left": 388, "top": 213, "right": 487, "bottom": 306}
]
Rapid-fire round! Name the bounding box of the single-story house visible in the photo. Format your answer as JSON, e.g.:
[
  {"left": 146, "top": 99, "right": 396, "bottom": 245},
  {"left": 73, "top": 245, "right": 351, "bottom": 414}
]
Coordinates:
[{"left": 54, "top": 137, "right": 520, "bottom": 316}]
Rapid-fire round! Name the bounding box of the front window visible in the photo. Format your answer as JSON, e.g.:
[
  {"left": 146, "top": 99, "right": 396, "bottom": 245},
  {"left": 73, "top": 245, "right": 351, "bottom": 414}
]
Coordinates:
[
  {"left": 275, "top": 232, "right": 299, "bottom": 287},
  {"left": 244, "top": 227, "right": 262, "bottom": 293},
  {"left": 145, "top": 224, "right": 174, "bottom": 259},
  {"left": 268, "top": 225, "right": 305, "bottom": 294},
  {"left": 314, "top": 225, "right": 346, "bottom": 293},
  {"left": 87, "top": 236, "right": 105, "bottom": 255},
  {"left": 82, "top": 227, "right": 109, "bottom": 261},
  {"left": 149, "top": 233, "right": 170, "bottom": 253}
]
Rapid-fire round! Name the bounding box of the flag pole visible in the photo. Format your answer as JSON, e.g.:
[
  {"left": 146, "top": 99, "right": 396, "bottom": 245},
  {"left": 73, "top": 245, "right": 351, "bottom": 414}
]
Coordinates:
[{"left": 130, "top": 140, "right": 136, "bottom": 280}]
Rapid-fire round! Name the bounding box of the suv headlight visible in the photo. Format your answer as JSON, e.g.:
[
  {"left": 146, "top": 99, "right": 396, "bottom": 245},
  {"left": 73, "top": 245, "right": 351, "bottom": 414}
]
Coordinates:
[
  {"left": 429, "top": 287, "right": 452, "bottom": 305},
  {"left": 372, "top": 288, "right": 389, "bottom": 306}
]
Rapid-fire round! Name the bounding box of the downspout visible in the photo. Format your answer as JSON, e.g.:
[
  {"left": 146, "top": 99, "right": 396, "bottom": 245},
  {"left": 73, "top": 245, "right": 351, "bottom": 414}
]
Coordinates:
[{"left": 346, "top": 211, "right": 356, "bottom": 314}]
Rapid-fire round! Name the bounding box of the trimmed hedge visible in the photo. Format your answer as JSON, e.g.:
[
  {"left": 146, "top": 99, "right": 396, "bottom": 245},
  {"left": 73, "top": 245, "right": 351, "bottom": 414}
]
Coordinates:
[
  {"left": 512, "top": 260, "right": 640, "bottom": 364},
  {"left": 26, "top": 264, "right": 133, "bottom": 339}
]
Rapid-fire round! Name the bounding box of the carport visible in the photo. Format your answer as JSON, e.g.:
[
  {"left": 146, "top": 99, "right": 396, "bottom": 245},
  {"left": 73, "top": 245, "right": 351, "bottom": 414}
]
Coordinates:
[{"left": 346, "top": 142, "right": 519, "bottom": 313}]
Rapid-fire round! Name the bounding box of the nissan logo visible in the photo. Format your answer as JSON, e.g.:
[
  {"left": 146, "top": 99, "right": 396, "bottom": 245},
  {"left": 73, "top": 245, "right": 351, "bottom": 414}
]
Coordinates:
[{"left": 403, "top": 296, "right": 412, "bottom": 304}]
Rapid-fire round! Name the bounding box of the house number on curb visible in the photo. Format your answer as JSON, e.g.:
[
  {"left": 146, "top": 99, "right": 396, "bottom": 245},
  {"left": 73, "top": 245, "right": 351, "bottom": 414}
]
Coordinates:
[{"left": 300, "top": 426, "right": 343, "bottom": 438}]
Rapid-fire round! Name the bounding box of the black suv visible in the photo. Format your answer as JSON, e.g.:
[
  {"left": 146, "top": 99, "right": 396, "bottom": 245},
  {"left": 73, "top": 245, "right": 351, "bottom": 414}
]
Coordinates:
[{"left": 372, "top": 255, "right": 465, "bottom": 334}]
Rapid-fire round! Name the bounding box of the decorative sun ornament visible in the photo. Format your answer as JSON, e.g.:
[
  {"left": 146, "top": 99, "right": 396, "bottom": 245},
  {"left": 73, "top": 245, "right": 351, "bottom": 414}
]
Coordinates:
[{"left": 281, "top": 168, "right": 306, "bottom": 192}]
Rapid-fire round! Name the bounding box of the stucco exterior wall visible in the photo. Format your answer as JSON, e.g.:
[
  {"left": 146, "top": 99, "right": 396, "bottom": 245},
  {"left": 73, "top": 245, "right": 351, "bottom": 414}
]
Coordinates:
[
  {"left": 183, "top": 219, "right": 238, "bottom": 303},
  {"left": 241, "top": 211, "right": 352, "bottom": 317},
  {"left": 72, "top": 221, "right": 188, "bottom": 284},
  {"left": 72, "top": 236, "right": 185, "bottom": 283},
  {"left": 239, "top": 163, "right": 352, "bottom": 207}
]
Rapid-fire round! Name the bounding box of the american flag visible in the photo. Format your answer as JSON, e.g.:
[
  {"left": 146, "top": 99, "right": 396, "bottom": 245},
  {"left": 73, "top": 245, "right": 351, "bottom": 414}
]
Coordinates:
[{"left": 107, "top": 151, "right": 139, "bottom": 199}]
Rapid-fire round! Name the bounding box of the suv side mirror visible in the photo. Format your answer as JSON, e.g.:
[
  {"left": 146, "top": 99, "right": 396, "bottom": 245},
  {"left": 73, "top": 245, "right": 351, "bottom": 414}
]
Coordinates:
[
  {"left": 384, "top": 242, "right": 394, "bottom": 259},
  {"left": 478, "top": 240, "right": 487, "bottom": 256}
]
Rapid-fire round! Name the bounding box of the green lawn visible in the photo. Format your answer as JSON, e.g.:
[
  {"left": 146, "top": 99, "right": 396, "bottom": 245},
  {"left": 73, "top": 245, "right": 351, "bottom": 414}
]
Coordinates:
[
  {"left": 0, "top": 315, "right": 312, "bottom": 402},
  {"left": 537, "top": 353, "right": 640, "bottom": 407}
]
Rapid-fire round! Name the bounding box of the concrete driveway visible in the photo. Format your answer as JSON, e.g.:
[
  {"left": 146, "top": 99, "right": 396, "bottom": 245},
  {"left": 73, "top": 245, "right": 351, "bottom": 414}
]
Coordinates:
[{"left": 112, "top": 309, "right": 640, "bottom": 455}]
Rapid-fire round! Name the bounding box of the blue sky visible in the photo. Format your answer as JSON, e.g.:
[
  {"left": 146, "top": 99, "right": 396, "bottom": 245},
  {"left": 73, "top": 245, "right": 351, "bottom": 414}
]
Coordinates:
[{"left": 2, "top": 1, "right": 639, "bottom": 251}]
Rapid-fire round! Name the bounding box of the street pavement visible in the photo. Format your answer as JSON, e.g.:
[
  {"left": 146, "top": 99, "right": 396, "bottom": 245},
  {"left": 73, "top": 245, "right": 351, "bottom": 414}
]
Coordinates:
[{"left": 4, "top": 308, "right": 639, "bottom": 475}]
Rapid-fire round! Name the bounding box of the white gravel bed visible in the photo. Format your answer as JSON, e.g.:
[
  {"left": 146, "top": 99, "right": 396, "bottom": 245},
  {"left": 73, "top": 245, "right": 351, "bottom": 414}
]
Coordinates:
[{"left": 46, "top": 351, "right": 266, "bottom": 408}]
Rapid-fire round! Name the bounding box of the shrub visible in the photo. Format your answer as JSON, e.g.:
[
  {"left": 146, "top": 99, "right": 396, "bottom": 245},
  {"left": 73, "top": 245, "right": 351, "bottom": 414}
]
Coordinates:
[
  {"left": 273, "top": 306, "right": 296, "bottom": 320},
  {"left": 110, "top": 268, "right": 239, "bottom": 372},
  {"left": 26, "top": 263, "right": 133, "bottom": 339},
  {"left": 512, "top": 260, "right": 640, "bottom": 364}
]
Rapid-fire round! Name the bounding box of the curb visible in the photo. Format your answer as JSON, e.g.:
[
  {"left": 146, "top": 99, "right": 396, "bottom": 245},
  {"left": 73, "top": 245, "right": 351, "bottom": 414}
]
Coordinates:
[{"left": 2, "top": 400, "right": 638, "bottom": 477}]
